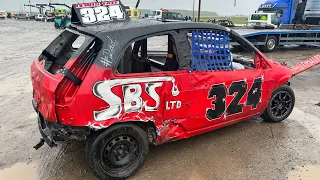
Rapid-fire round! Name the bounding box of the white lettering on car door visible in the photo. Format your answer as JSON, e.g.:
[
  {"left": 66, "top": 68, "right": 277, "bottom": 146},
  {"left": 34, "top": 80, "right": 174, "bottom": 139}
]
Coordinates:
[
  {"left": 93, "top": 77, "right": 180, "bottom": 121},
  {"left": 145, "top": 82, "right": 163, "bottom": 112},
  {"left": 122, "top": 84, "right": 143, "bottom": 112}
]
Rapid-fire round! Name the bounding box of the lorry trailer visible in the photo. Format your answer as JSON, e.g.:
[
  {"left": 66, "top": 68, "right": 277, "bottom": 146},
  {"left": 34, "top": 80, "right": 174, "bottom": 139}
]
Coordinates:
[{"left": 232, "top": 28, "right": 320, "bottom": 51}]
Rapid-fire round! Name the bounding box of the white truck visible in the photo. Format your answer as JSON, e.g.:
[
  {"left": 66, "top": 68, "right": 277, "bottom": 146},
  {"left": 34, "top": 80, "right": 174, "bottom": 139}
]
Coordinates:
[
  {"left": 148, "top": 9, "right": 185, "bottom": 21},
  {"left": 0, "top": 11, "right": 7, "bottom": 19},
  {"left": 247, "top": 13, "right": 280, "bottom": 29}
]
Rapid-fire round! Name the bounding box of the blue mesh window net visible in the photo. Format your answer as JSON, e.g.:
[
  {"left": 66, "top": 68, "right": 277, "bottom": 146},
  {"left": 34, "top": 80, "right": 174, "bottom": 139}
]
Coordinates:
[{"left": 190, "top": 30, "right": 233, "bottom": 72}]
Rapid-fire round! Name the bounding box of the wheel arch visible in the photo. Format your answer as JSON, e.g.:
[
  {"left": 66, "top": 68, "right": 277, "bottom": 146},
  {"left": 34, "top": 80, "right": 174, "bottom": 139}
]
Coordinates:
[
  {"left": 89, "top": 120, "right": 157, "bottom": 145},
  {"left": 276, "top": 75, "right": 292, "bottom": 88}
]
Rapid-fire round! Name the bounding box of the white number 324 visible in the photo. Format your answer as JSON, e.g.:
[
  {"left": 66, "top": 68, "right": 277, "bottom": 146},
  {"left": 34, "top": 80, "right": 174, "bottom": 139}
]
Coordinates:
[{"left": 80, "top": 5, "right": 124, "bottom": 24}]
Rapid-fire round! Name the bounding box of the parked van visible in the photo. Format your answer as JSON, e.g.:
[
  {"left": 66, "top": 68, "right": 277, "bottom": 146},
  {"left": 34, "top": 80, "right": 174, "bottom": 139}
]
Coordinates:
[{"left": 0, "top": 11, "right": 7, "bottom": 19}]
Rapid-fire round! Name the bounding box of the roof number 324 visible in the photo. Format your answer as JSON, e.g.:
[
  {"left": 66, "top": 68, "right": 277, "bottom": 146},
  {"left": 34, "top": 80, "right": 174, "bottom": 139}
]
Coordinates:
[{"left": 80, "top": 5, "right": 125, "bottom": 24}]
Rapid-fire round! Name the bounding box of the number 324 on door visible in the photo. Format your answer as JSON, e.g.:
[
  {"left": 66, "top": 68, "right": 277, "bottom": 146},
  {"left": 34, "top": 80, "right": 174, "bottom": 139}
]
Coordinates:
[
  {"left": 80, "top": 5, "right": 125, "bottom": 24},
  {"left": 206, "top": 78, "right": 263, "bottom": 120}
]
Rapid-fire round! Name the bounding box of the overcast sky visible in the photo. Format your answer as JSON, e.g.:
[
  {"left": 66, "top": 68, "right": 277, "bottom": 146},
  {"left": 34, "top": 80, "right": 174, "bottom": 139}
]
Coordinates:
[{"left": 3, "top": 0, "right": 266, "bottom": 15}]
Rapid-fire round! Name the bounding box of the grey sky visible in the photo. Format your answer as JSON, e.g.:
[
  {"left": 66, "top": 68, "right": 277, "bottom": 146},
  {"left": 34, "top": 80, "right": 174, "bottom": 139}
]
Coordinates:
[{"left": 2, "top": 0, "right": 266, "bottom": 15}]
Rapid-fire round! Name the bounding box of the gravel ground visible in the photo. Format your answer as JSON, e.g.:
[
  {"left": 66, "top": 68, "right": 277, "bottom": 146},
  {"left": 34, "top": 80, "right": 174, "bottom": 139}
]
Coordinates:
[{"left": 0, "top": 19, "right": 319, "bottom": 180}]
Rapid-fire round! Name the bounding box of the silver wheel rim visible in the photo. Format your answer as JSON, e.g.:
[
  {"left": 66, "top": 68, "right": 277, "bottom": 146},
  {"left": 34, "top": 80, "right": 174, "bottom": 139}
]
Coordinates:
[{"left": 267, "top": 39, "right": 276, "bottom": 50}]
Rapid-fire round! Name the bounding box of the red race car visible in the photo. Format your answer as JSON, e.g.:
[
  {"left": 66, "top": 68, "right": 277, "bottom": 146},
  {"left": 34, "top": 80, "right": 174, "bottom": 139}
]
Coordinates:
[{"left": 30, "top": 1, "right": 320, "bottom": 179}]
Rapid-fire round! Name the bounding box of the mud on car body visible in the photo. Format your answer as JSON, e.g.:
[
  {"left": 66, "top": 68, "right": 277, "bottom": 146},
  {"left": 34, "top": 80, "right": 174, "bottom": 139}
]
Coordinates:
[{"left": 30, "top": 1, "right": 320, "bottom": 179}]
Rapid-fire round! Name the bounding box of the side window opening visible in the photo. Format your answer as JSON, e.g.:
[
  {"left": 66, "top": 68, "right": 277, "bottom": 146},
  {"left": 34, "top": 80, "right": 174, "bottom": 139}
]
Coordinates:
[
  {"left": 118, "top": 33, "right": 189, "bottom": 74},
  {"left": 271, "top": 14, "right": 279, "bottom": 25},
  {"left": 188, "top": 30, "right": 256, "bottom": 72}
]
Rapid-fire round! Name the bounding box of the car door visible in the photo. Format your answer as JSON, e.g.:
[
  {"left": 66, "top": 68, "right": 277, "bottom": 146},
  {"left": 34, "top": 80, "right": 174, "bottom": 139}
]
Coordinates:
[
  {"left": 184, "top": 29, "right": 273, "bottom": 133},
  {"left": 114, "top": 31, "right": 206, "bottom": 136}
]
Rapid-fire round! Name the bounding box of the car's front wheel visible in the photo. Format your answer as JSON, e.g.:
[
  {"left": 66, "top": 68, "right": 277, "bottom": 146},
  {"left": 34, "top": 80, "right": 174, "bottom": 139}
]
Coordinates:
[
  {"left": 86, "top": 123, "right": 149, "bottom": 180},
  {"left": 261, "top": 84, "right": 295, "bottom": 122}
]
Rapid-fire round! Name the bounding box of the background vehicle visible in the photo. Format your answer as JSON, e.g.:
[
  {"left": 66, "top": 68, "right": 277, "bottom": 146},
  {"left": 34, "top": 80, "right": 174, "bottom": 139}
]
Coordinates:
[
  {"left": 258, "top": 0, "right": 320, "bottom": 28},
  {"left": 247, "top": 13, "right": 280, "bottom": 29},
  {"left": 54, "top": 16, "right": 71, "bottom": 29},
  {"left": 232, "top": 29, "right": 320, "bottom": 51},
  {"left": 0, "top": 11, "right": 6, "bottom": 19},
  {"left": 6, "top": 12, "right": 12, "bottom": 18},
  {"left": 125, "top": 6, "right": 141, "bottom": 18},
  {"left": 124, "top": 0, "right": 141, "bottom": 18},
  {"left": 36, "top": 3, "right": 55, "bottom": 22},
  {"left": 15, "top": 13, "right": 32, "bottom": 20},
  {"left": 54, "top": 8, "right": 67, "bottom": 16},
  {"left": 148, "top": 8, "right": 185, "bottom": 21},
  {"left": 35, "top": 14, "right": 45, "bottom": 21},
  {"left": 49, "top": 3, "right": 71, "bottom": 27}
]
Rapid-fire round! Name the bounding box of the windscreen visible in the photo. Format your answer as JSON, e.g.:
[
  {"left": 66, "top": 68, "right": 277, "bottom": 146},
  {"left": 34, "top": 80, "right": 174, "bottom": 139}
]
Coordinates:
[
  {"left": 149, "top": 11, "right": 156, "bottom": 16},
  {"left": 250, "top": 14, "right": 268, "bottom": 21}
]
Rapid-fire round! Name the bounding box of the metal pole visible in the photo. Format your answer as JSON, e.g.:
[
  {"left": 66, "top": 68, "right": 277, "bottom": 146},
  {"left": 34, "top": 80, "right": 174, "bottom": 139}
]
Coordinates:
[
  {"left": 197, "top": 0, "right": 201, "bottom": 22},
  {"left": 50, "top": 0, "right": 51, "bottom": 12},
  {"left": 29, "top": 1, "right": 31, "bottom": 15},
  {"left": 192, "top": 0, "right": 195, "bottom": 20}
]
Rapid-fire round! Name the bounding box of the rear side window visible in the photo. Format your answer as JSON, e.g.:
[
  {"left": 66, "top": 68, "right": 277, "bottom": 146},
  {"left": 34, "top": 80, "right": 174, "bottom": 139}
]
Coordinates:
[{"left": 39, "top": 30, "right": 99, "bottom": 74}]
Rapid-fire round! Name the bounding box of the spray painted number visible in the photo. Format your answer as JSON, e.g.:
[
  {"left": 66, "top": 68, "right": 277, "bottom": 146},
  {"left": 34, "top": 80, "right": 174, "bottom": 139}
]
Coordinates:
[
  {"left": 206, "top": 78, "right": 263, "bottom": 120},
  {"left": 80, "top": 5, "right": 124, "bottom": 24}
]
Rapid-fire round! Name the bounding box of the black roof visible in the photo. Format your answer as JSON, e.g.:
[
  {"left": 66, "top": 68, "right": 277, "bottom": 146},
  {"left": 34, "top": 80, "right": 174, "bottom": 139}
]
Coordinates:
[{"left": 70, "top": 19, "right": 231, "bottom": 39}]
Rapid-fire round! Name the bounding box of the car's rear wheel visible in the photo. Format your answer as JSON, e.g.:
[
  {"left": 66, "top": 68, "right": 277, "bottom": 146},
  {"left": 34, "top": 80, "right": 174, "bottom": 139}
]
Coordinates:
[
  {"left": 86, "top": 123, "right": 149, "bottom": 180},
  {"left": 261, "top": 84, "right": 295, "bottom": 123}
]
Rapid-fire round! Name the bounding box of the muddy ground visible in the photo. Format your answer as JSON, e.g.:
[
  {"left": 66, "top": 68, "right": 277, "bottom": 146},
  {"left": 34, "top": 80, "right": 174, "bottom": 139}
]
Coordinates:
[{"left": 0, "top": 19, "right": 319, "bottom": 180}]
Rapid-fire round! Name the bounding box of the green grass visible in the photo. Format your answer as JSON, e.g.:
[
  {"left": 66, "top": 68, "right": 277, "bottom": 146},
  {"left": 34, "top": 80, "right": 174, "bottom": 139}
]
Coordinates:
[{"left": 200, "top": 16, "right": 248, "bottom": 24}]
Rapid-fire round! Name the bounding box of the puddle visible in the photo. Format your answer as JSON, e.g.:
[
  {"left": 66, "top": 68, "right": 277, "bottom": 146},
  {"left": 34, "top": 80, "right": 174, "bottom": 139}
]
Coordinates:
[
  {"left": 189, "top": 168, "right": 205, "bottom": 180},
  {"left": 0, "top": 163, "right": 37, "bottom": 180},
  {"left": 287, "top": 165, "right": 320, "bottom": 180}
]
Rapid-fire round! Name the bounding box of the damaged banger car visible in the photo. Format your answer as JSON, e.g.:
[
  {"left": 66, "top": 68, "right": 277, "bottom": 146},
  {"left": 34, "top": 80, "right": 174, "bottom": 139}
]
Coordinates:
[{"left": 30, "top": 1, "right": 320, "bottom": 179}]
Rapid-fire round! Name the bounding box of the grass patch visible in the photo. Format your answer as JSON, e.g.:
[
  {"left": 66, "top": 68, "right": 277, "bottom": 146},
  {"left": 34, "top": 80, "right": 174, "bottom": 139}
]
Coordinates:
[{"left": 200, "top": 16, "right": 248, "bottom": 24}]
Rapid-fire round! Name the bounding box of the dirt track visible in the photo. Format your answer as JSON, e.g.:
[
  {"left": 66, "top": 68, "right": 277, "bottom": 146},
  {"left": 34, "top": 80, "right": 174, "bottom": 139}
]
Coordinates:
[{"left": 0, "top": 19, "right": 319, "bottom": 180}]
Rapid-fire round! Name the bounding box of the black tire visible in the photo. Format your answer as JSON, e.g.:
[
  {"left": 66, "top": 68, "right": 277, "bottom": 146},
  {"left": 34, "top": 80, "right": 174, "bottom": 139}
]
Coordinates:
[
  {"left": 87, "top": 123, "right": 149, "bottom": 180},
  {"left": 261, "top": 84, "right": 295, "bottom": 123},
  {"left": 54, "top": 22, "right": 60, "bottom": 29},
  {"left": 262, "top": 36, "right": 278, "bottom": 52}
]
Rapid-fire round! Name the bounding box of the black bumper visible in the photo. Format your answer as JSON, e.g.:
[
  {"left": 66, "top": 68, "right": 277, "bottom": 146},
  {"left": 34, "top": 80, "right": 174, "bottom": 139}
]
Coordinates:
[{"left": 32, "top": 99, "right": 90, "bottom": 148}]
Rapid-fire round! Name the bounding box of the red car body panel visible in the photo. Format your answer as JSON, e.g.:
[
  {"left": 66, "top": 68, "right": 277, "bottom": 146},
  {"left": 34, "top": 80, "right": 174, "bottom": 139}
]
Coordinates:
[
  {"left": 31, "top": 60, "right": 63, "bottom": 122},
  {"left": 29, "top": 16, "right": 320, "bottom": 146},
  {"left": 31, "top": 52, "right": 296, "bottom": 144}
]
